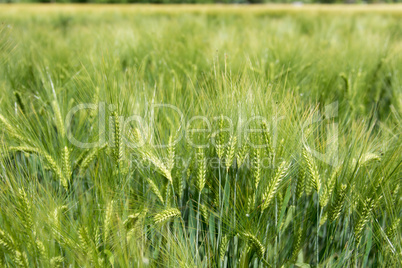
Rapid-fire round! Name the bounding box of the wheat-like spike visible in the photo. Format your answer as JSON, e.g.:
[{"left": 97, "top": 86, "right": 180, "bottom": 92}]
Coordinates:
[
  {"left": 303, "top": 148, "right": 321, "bottom": 194},
  {"left": 196, "top": 148, "right": 206, "bottom": 192},
  {"left": 51, "top": 100, "right": 65, "bottom": 139},
  {"left": 143, "top": 151, "right": 172, "bottom": 184},
  {"left": 261, "top": 161, "right": 289, "bottom": 211},
  {"left": 0, "top": 228, "right": 16, "bottom": 253},
  {"left": 14, "top": 250, "right": 29, "bottom": 268},
  {"left": 320, "top": 165, "right": 340, "bottom": 207},
  {"left": 355, "top": 197, "right": 375, "bottom": 243},
  {"left": 78, "top": 226, "right": 101, "bottom": 266},
  {"left": 42, "top": 151, "right": 65, "bottom": 188},
  {"left": 95, "top": 228, "right": 102, "bottom": 250},
  {"left": 79, "top": 144, "right": 106, "bottom": 175},
  {"left": 50, "top": 256, "right": 64, "bottom": 268},
  {"left": 75, "top": 149, "right": 88, "bottom": 166},
  {"left": 52, "top": 205, "right": 67, "bottom": 238},
  {"left": 320, "top": 211, "right": 328, "bottom": 226},
  {"left": 174, "top": 172, "right": 184, "bottom": 200},
  {"left": 242, "top": 232, "right": 265, "bottom": 258},
  {"left": 340, "top": 72, "right": 350, "bottom": 93},
  {"left": 392, "top": 184, "right": 400, "bottom": 206},
  {"left": 225, "top": 135, "right": 237, "bottom": 170},
  {"left": 132, "top": 127, "right": 144, "bottom": 145},
  {"left": 154, "top": 208, "right": 181, "bottom": 224},
  {"left": 10, "top": 146, "right": 65, "bottom": 187},
  {"left": 329, "top": 184, "right": 347, "bottom": 222},
  {"left": 0, "top": 114, "right": 26, "bottom": 142},
  {"left": 147, "top": 177, "right": 164, "bottom": 204},
  {"left": 35, "top": 240, "right": 46, "bottom": 261},
  {"left": 14, "top": 91, "right": 25, "bottom": 113},
  {"left": 78, "top": 226, "right": 91, "bottom": 253},
  {"left": 18, "top": 188, "right": 34, "bottom": 234},
  {"left": 9, "top": 146, "right": 40, "bottom": 154},
  {"left": 253, "top": 148, "right": 261, "bottom": 189},
  {"left": 219, "top": 235, "right": 229, "bottom": 260},
  {"left": 104, "top": 200, "right": 114, "bottom": 244},
  {"left": 246, "top": 195, "right": 255, "bottom": 216},
  {"left": 386, "top": 218, "right": 400, "bottom": 241},
  {"left": 167, "top": 135, "right": 175, "bottom": 171},
  {"left": 291, "top": 225, "right": 303, "bottom": 261},
  {"left": 111, "top": 111, "right": 123, "bottom": 164},
  {"left": 62, "top": 146, "right": 72, "bottom": 183},
  {"left": 215, "top": 115, "right": 226, "bottom": 160},
  {"left": 236, "top": 138, "right": 249, "bottom": 168},
  {"left": 261, "top": 121, "right": 273, "bottom": 160},
  {"left": 165, "top": 181, "right": 172, "bottom": 207},
  {"left": 123, "top": 213, "right": 141, "bottom": 230},
  {"left": 296, "top": 164, "right": 306, "bottom": 200},
  {"left": 200, "top": 203, "right": 209, "bottom": 222},
  {"left": 359, "top": 152, "right": 381, "bottom": 166}
]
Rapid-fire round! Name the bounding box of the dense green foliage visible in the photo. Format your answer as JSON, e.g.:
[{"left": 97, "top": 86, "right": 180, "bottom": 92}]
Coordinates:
[{"left": 0, "top": 6, "right": 401, "bottom": 267}]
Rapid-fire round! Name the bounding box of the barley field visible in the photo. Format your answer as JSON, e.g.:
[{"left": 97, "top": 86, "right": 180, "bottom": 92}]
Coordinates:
[{"left": 0, "top": 4, "right": 401, "bottom": 267}]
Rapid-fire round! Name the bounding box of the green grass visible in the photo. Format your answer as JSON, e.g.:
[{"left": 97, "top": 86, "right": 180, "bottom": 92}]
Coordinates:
[{"left": 0, "top": 5, "right": 401, "bottom": 267}]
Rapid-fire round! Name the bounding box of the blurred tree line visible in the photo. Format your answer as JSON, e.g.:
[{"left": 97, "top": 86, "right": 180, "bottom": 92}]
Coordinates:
[{"left": 1, "top": 0, "right": 401, "bottom": 3}]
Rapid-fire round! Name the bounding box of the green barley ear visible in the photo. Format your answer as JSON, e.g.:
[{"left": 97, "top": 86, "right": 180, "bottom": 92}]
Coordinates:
[
  {"left": 62, "top": 146, "right": 72, "bottom": 184},
  {"left": 359, "top": 152, "right": 381, "bottom": 167},
  {"left": 225, "top": 135, "right": 237, "bottom": 171},
  {"left": 78, "top": 226, "right": 98, "bottom": 264},
  {"left": 79, "top": 144, "right": 106, "bottom": 175},
  {"left": 354, "top": 197, "right": 376, "bottom": 243},
  {"left": 386, "top": 218, "right": 400, "bottom": 241},
  {"left": 174, "top": 170, "right": 184, "bottom": 200},
  {"left": 302, "top": 147, "right": 321, "bottom": 194},
  {"left": 200, "top": 203, "right": 209, "bottom": 222},
  {"left": 329, "top": 184, "right": 347, "bottom": 222},
  {"left": 253, "top": 148, "right": 261, "bottom": 189},
  {"left": 320, "top": 165, "right": 340, "bottom": 207},
  {"left": 14, "top": 91, "right": 25, "bottom": 113},
  {"left": 10, "top": 146, "right": 65, "bottom": 188},
  {"left": 14, "top": 250, "right": 29, "bottom": 268},
  {"left": 147, "top": 177, "right": 164, "bottom": 204},
  {"left": 167, "top": 135, "right": 175, "bottom": 171},
  {"left": 219, "top": 235, "right": 229, "bottom": 261},
  {"left": 236, "top": 138, "right": 249, "bottom": 168},
  {"left": 196, "top": 148, "right": 206, "bottom": 192},
  {"left": 242, "top": 232, "right": 265, "bottom": 258},
  {"left": 340, "top": 72, "right": 350, "bottom": 93},
  {"left": 291, "top": 225, "right": 304, "bottom": 262},
  {"left": 104, "top": 200, "right": 114, "bottom": 244},
  {"left": 0, "top": 228, "right": 16, "bottom": 254},
  {"left": 0, "top": 114, "right": 26, "bottom": 142},
  {"left": 154, "top": 208, "right": 181, "bottom": 224},
  {"left": 51, "top": 100, "right": 65, "bottom": 139},
  {"left": 261, "top": 121, "right": 273, "bottom": 161},
  {"left": 142, "top": 152, "right": 172, "bottom": 184},
  {"left": 50, "top": 256, "right": 64, "bottom": 268},
  {"left": 111, "top": 111, "right": 123, "bottom": 164},
  {"left": 296, "top": 164, "right": 306, "bottom": 200},
  {"left": 17, "top": 188, "right": 34, "bottom": 234},
  {"left": 165, "top": 181, "right": 172, "bottom": 207},
  {"left": 261, "top": 161, "right": 289, "bottom": 211},
  {"left": 35, "top": 240, "right": 46, "bottom": 261},
  {"left": 246, "top": 195, "right": 255, "bottom": 216},
  {"left": 215, "top": 115, "right": 226, "bottom": 160}
]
